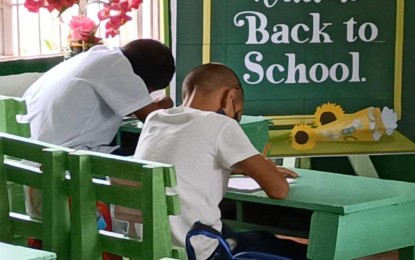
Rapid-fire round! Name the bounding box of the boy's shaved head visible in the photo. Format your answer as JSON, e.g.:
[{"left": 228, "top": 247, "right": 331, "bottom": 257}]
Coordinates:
[
  {"left": 182, "top": 63, "right": 244, "bottom": 121},
  {"left": 182, "top": 63, "right": 242, "bottom": 99}
]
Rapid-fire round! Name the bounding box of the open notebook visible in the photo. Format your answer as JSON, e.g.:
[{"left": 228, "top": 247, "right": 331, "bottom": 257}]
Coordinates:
[{"left": 228, "top": 176, "right": 296, "bottom": 192}]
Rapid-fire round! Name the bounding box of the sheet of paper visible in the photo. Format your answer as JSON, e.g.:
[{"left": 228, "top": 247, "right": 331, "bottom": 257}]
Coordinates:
[
  {"left": 228, "top": 177, "right": 296, "bottom": 192},
  {"left": 228, "top": 177, "right": 261, "bottom": 191}
]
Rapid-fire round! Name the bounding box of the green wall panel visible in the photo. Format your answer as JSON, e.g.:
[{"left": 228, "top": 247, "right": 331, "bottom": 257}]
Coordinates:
[{"left": 0, "top": 56, "right": 63, "bottom": 76}]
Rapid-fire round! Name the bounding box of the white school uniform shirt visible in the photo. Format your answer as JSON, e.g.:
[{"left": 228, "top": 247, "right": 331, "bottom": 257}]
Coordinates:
[
  {"left": 134, "top": 107, "right": 259, "bottom": 259},
  {"left": 21, "top": 45, "right": 152, "bottom": 153}
]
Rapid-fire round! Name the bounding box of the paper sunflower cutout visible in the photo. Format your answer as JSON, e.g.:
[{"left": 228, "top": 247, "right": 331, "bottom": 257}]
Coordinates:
[
  {"left": 314, "top": 103, "right": 345, "bottom": 127},
  {"left": 290, "top": 124, "right": 316, "bottom": 150},
  {"left": 290, "top": 103, "right": 398, "bottom": 151}
]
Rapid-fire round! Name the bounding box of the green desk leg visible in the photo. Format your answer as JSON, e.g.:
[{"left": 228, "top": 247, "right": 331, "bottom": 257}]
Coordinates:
[{"left": 308, "top": 201, "right": 415, "bottom": 260}]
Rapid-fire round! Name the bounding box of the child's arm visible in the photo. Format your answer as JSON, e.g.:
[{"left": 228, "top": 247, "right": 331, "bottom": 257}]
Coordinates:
[
  {"left": 132, "top": 95, "right": 174, "bottom": 121},
  {"left": 234, "top": 155, "right": 297, "bottom": 199}
]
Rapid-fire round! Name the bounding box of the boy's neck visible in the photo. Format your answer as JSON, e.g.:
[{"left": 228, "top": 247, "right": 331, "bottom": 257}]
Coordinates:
[{"left": 182, "top": 88, "right": 221, "bottom": 112}]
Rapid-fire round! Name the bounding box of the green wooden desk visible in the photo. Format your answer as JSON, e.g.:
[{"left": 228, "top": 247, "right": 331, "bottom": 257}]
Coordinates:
[
  {"left": 0, "top": 242, "right": 56, "bottom": 260},
  {"left": 224, "top": 168, "right": 415, "bottom": 259}
]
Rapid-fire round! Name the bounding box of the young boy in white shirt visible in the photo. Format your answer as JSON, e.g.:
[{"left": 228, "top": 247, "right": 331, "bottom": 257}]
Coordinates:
[
  {"left": 21, "top": 39, "right": 174, "bottom": 154},
  {"left": 129, "top": 63, "right": 307, "bottom": 259}
]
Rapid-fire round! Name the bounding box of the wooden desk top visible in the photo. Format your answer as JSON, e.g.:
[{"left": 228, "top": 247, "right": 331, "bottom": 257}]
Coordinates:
[
  {"left": 268, "top": 130, "right": 415, "bottom": 157},
  {"left": 225, "top": 168, "right": 415, "bottom": 215}
]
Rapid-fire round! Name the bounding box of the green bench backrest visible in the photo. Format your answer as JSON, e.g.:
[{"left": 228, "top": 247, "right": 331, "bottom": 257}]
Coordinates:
[
  {"left": 0, "top": 96, "right": 30, "bottom": 137},
  {"left": 0, "top": 132, "right": 72, "bottom": 260},
  {"left": 68, "top": 150, "right": 184, "bottom": 260}
]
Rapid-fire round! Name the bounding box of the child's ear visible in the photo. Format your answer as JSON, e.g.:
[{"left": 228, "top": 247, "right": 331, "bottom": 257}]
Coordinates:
[
  {"left": 228, "top": 88, "right": 238, "bottom": 100},
  {"left": 221, "top": 88, "right": 237, "bottom": 115}
]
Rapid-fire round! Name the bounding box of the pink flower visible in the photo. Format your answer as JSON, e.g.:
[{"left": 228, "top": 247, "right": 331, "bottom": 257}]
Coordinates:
[
  {"left": 98, "top": 0, "right": 134, "bottom": 38},
  {"left": 23, "top": 0, "right": 142, "bottom": 39},
  {"left": 97, "top": 5, "right": 111, "bottom": 20},
  {"left": 105, "top": 22, "right": 119, "bottom": 38},
  {"left": 46, "top": 0, "right": 78, "bottom": 12},
  {"left": 24, "top": 0, "right": 46, "bottom": 12},
  {"left": 69, "top": 16, "right": 98, "bottom": 42},
  {"left": 128, "top": 0, "right": 142, "bottom": 9}
]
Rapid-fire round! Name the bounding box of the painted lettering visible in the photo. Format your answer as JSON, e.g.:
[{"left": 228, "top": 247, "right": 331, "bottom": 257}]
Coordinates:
[
  {"left": 243, "top": 51, "right": 362, "bottom": 84},
  {"left": 234, "top": 11, "right": 269, "bottom": 44},
  {"left": 234, "top": 12, "right": 333, "bottom": 44},
  {"left": 345, "top": 17, "right": 379, "bottom": 42}
]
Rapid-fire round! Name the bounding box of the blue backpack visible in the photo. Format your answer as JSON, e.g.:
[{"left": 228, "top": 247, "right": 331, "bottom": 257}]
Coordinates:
[{"left": 185, "top": 221, "right": 291, "bottom": 260}]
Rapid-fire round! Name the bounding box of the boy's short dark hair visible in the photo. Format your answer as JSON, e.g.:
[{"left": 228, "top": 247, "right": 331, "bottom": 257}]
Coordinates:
[{"left": 121, "top": 39, "right": 175, "bottom": 90}]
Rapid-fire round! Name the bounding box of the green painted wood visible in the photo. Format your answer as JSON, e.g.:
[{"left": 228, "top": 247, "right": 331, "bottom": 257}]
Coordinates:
[
  {"left": 225, "top": 168, "right": 415, "bottom": 214},
  {"left": 0, "top": 133, "right": 71, "bottom": 260},
  {"left": 175, "top": 0, "right": 203, "bottom": 106},
  {"left": 68, "top": 151, "right": 184, "bottom": 260},
  {"left": 400, "top": 0, "right": 415, "bottom": 142},
  {"left": 6, "top": 164, "right": 42, "bottom": 189},
  {"left": 0, "top": 56, "right": 63, "bottom": 76},
  {"left": 69, "top": 153, "right": 101, "bottom": 260},
  {"left": 93, "top": 183, "right": 142, "bottom": 209},
  {"left": 222, "top": 219, "right": 309, "bottom": 239},
  {"left": 163, "top": 167, "right": 181, "bottom": 216},
  {"left": 308, "top": 201, "right": 415, "bottom": 259},
  {"left": 41, "top": 149, "right": 71, "bottom": 256},
  {"left": 98, "top": 230, "right": 143, "bottom": 257},
  {"left": 10, "top": 213, "right": 43, "bottom": 238},
  {"left": 0, "top": 96, "right": 30, "bottom": 138},
  {"left": 225, "top": 168, "right": 415, "bottom": 259}
]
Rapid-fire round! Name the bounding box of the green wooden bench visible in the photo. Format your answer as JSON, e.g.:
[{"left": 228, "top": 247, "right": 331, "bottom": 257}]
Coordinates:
[
  {"left": 68, "top": 150, "right": 185, "bottom": 260},
  {"left": 1, "top": 95, "right": 184, "bottom": 259},
  {"left": 0, "top": 96, "right": 30, "bottom": 138},
  {"left": 0, "top": 132, "right": 72, "bottom": 260}
]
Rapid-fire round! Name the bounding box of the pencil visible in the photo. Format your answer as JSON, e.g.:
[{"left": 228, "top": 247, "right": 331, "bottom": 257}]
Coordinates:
[{"left": 262, "top": 142, "right": 271, "bottom": 157}]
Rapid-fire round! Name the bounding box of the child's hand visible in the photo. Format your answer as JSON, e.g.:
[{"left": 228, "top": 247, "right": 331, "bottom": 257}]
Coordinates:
[
  {"left": 276, "top": 166, "right": 299, "bottom": 178},
  {"left": 264, "top": 159, "right": 298, "bottom": 178}
]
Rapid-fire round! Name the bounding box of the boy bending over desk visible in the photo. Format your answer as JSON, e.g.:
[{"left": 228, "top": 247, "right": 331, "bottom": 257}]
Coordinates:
[{"left": 113, "top": 63, "right": 307, "bottom": 259}]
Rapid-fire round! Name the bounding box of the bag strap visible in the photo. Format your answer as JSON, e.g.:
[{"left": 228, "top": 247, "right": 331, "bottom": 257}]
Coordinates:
[{"left": 185, "top": 221, "right": 233, "bottom": 260}]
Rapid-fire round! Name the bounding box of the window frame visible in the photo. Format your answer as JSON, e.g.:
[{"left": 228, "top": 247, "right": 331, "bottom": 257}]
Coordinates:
[{"left": 0, "top": 0, "right": 161, "bottom": 60}]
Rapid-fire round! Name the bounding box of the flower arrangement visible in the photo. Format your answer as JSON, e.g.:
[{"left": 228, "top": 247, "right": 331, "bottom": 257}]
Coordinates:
[{"left": 24, "top": 0, "right": 143, "bottom": 55}]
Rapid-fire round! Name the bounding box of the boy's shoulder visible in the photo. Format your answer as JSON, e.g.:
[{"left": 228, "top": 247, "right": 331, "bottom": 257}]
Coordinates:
[{"left": 147, "top": 107, "right": 237, "bottom": 127}]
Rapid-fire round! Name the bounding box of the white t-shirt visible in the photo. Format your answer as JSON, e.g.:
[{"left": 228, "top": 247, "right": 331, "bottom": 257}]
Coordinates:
[
  {"left": 21, "top": 45, "right": 153, "bottom": 153},
  {"left": 134, "top": 107, "right": 259, "bottom": 258}
]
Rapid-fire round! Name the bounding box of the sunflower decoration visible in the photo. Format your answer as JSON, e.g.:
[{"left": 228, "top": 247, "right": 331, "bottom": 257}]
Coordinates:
[
  {"left": 290, "top": 102, "right": 399, "bottom": 151},
  {"left": 314, "top": 103, "right": 345, "bottom": 127},
  {"left": 290, "top": 123, "right": 316, "bottom": 150}
]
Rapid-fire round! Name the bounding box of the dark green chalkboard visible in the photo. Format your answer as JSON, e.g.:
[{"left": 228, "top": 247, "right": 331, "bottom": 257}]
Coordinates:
[
  {"left": 175, "top": 0, "right": 408, "bottom": 118},
  {"left": 211, "top": 0, "right": 399, "bottom": 116}
]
